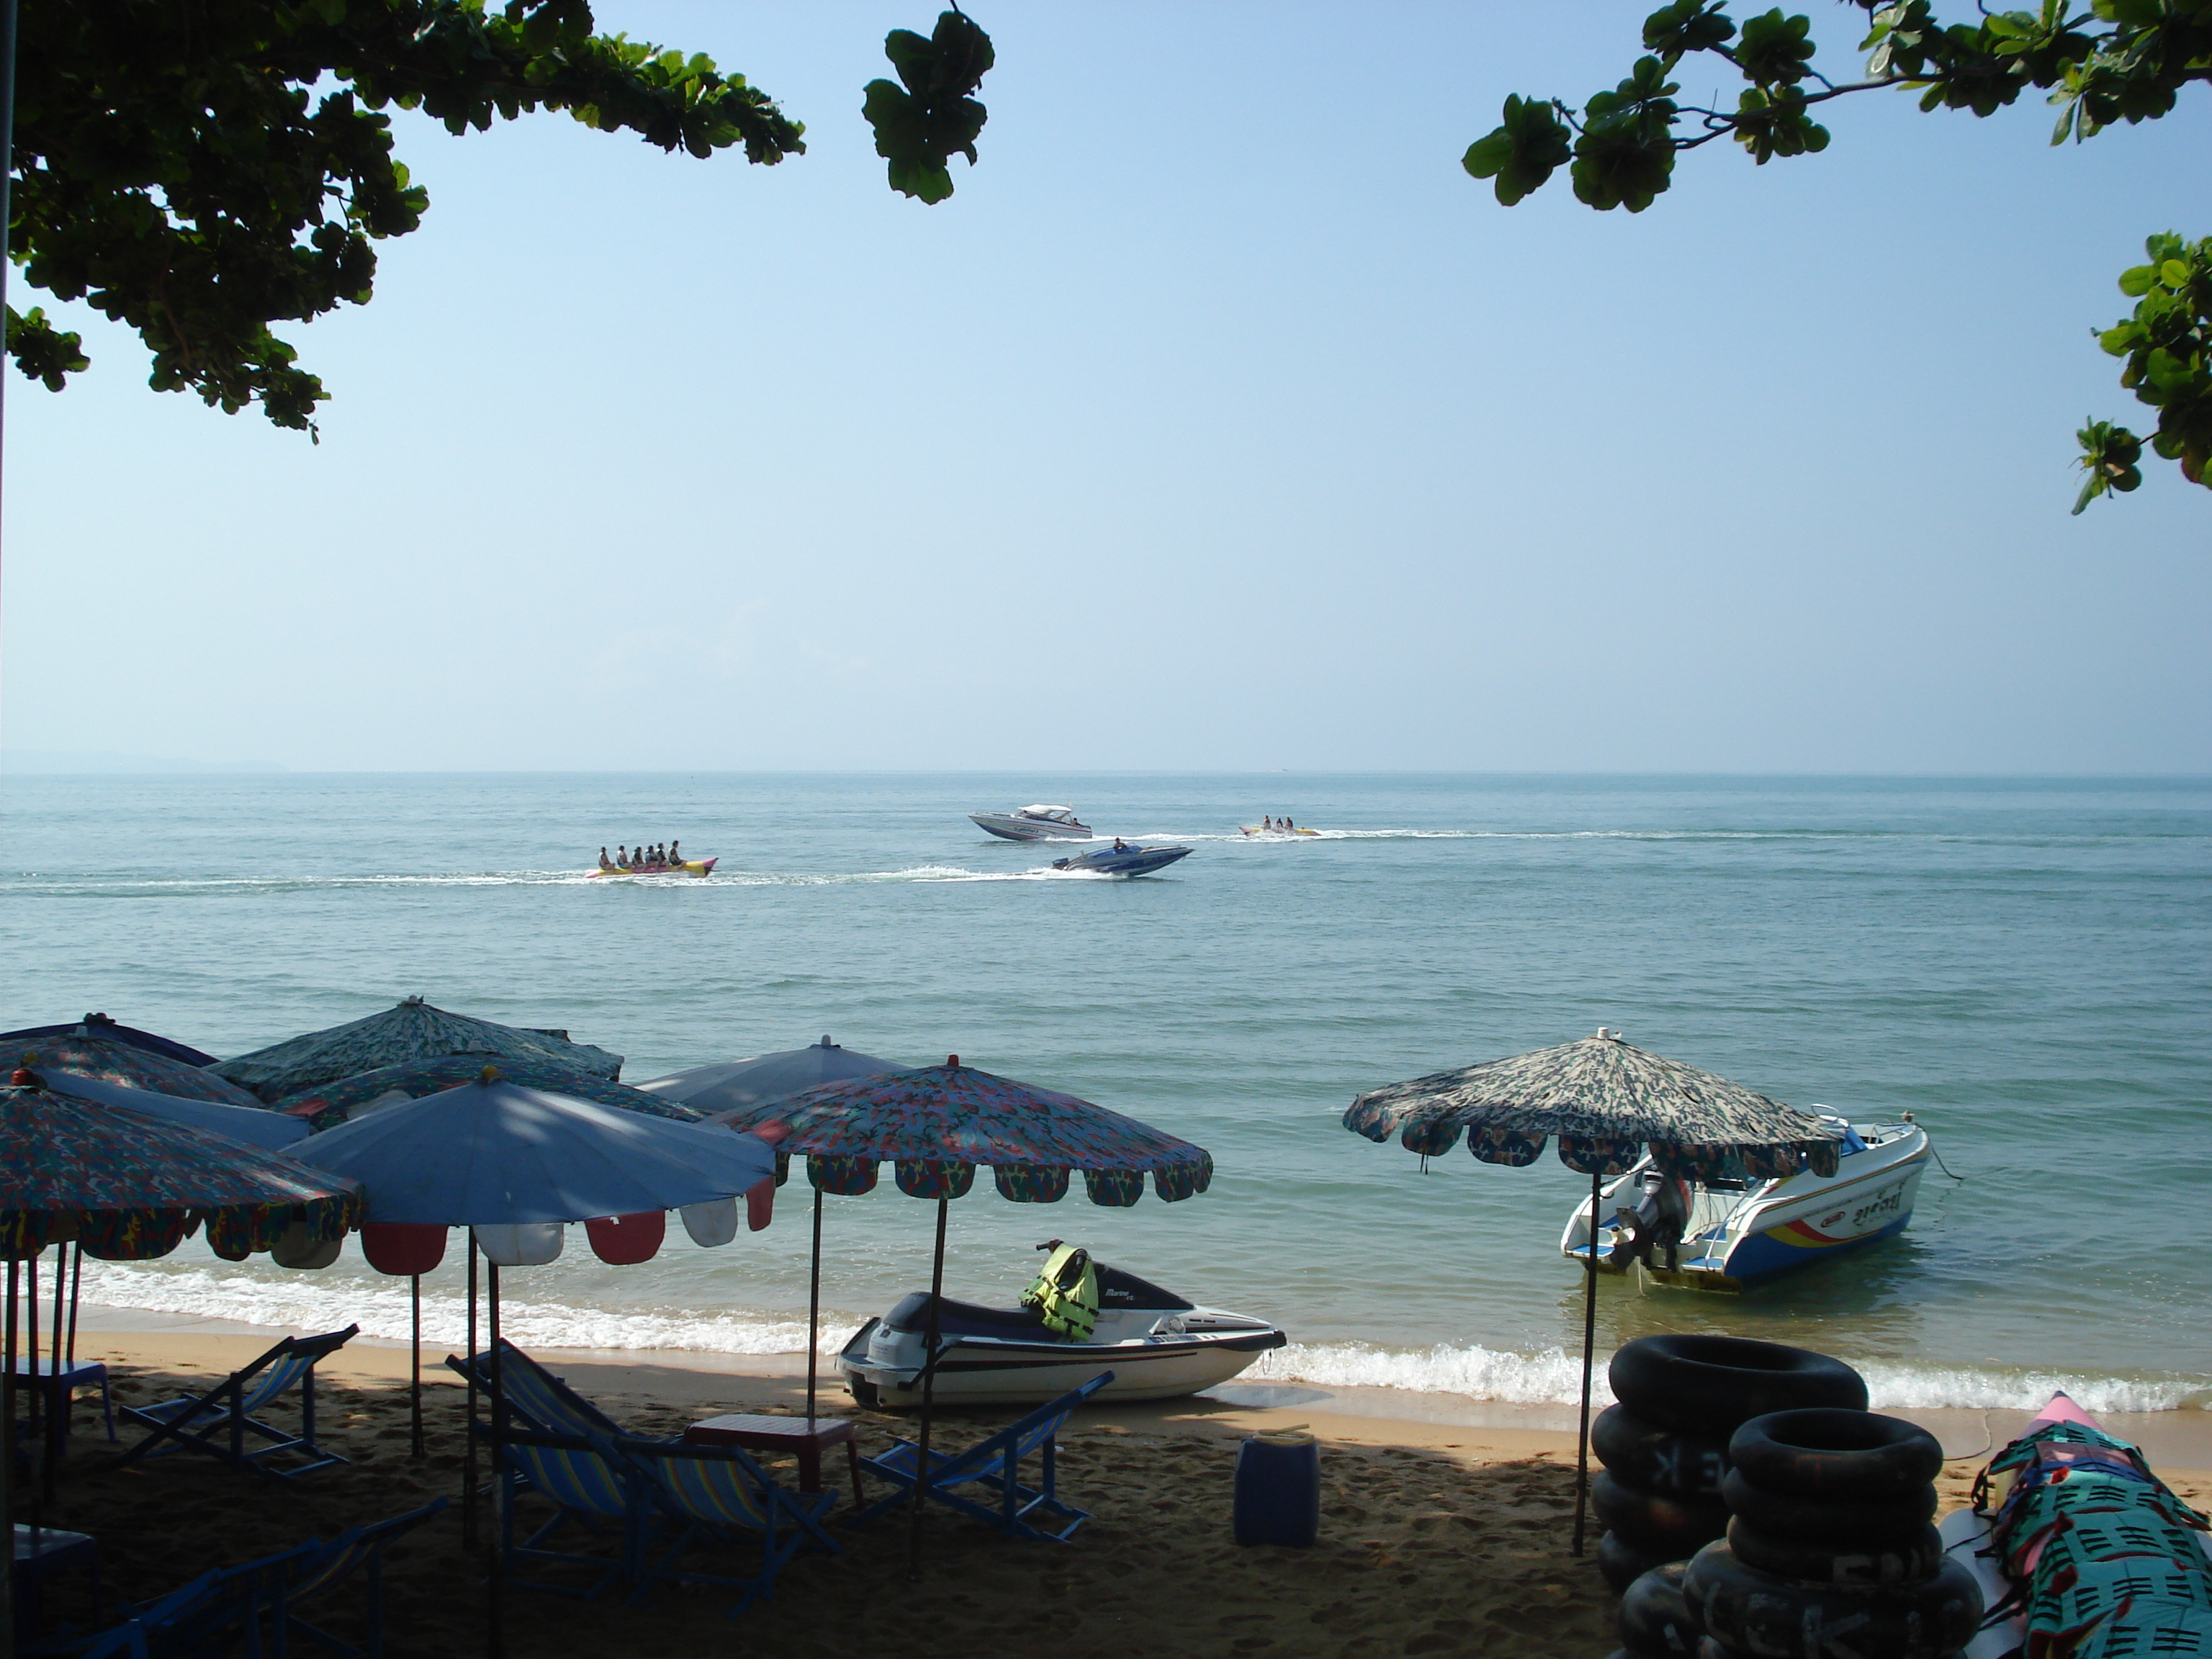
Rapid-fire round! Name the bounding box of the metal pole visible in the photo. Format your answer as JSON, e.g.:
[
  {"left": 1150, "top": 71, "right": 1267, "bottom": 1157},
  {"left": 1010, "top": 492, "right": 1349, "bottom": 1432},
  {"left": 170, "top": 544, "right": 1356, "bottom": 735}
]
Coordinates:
[
  {"left": 487, "top": 1264, "right": 505, "bottom": 1659},
  {"left": 409, "top": 1274, "right": 423, "bottom": 1458},
  {"left": 806, "top": 1185, "right": 822, "bottom": 1426},
  {"left": 1572, "top": 1162, "right": 1601, "bottom": 1557},
  {"left": 65, "top": 1244, "right": 80, "bottom": 1366},
  {"left": 464, "top": 1236, "right": 480, "bottom": 1546},
  {"left": 3, "top": 1253, "right": 18, "bottom": 1659},
  {"left": 907, "top": 1193, "right": 949, "bottom": 1581}
]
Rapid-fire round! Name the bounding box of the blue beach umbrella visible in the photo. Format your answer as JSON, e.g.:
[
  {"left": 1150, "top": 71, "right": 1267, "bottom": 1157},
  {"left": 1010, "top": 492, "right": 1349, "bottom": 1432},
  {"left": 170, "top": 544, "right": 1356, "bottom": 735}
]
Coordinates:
[
  {"left": 635, "top": 1034, "right": 906, "bottom": 1116},
  {"left": 37, "top": 1071, "right": 310, "bottom": 1151}
]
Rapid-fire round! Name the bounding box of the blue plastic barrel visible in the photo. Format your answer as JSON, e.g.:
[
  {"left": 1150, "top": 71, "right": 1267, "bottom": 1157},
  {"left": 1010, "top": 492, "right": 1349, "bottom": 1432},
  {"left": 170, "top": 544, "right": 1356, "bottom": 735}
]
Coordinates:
[{"left": 1233, "top": 1430, "right": 1320, "bottom": 1546}]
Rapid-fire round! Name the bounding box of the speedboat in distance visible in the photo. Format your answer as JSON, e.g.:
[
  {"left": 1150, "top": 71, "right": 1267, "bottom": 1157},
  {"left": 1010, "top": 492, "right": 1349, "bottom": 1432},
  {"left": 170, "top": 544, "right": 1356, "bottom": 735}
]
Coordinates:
[
  {"left": 1558, "top": 1111, "right": 1930, "bottom": 1290},
  {"left": 1050, "top": 843, "right": 1192, "bottom": 876},
  {"left": 838, "top": 1247, "right": 1286, "bottom": 1408},
  {"left": 970, "top": 804, "right": 1092, "bottom": 841}
]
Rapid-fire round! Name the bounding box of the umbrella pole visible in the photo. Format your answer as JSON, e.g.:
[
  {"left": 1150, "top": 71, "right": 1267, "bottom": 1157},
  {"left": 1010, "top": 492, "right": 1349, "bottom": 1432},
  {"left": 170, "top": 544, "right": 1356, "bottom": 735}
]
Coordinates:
[
  {"left": 1573, "top": 1163, "right": 1601, "bottom": 1557},
  {"left": 66, "top": 1243, "right": 81, "bottom": 1366},
  {"left": 410, "top": 1274, "right": 424, "bottom": 1459},
  {"left": 907, "top": 1192, "right": 949, "bottom": 1581},
  {"left": 487, "top": 1264, "right": 505, "bottom": 1659},
  {"left": 3, "top": 1255, "right": 17, "bottom": 1659},
  {"left": 806, "top": 1185, "right": 823, "bottom": 1427},
  {"left": 464, "top": 1236, "right": 480, "bottom": 1547},
  {"left": 24, "top": 1249, "right": 40, "bottom": 1519}
]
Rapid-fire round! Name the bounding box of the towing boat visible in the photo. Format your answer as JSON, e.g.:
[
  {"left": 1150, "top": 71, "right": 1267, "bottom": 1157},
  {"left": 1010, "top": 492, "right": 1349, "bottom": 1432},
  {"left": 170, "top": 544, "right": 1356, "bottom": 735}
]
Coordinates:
[
  {"left": 1048, "top": 843, "right": 1192, "bottom": 876},
  {"left": 970, "top": 805, "right": 1092, "bottom": 841}
]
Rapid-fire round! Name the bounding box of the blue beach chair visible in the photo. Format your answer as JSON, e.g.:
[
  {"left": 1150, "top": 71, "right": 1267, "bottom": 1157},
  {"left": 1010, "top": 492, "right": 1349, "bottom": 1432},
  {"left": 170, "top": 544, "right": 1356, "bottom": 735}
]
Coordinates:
[
  {"left": 444, "top": 1342, "right": 672, "bottom": 1444},
  {"left": 116, "top": 1326, "right": 359, "bottom": 1480},
  {"left": 264, "top": 1498, "right": 449, "bottom": 1658},
  {"left": 851, "top": 1372, "right": 1113, "bottom": 1542},
  {"left": 613, "top": 1437, "right": 837, "bottom": 1619},
  {"left": 494, "top": 1429, "right": 644, "bottom": 1601}
]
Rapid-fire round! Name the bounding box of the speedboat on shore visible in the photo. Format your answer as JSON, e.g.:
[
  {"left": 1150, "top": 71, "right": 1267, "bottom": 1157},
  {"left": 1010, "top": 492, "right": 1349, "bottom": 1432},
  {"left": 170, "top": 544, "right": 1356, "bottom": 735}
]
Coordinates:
[
  {"left": 589, "top": 857, "right": 717, "bottom": 878},
  {"left": 1558, "top": 1112, "right": 1930, "bottom": 1290},
  {"left": 837, "top": 1251, "right": 1286, "bottom": 1408},
  {"left": 971, "top": 804, "right": 1092, "bottom": 841},
  {"left": 1049, "top": 843, "right": 1192, "bottom": 876}
]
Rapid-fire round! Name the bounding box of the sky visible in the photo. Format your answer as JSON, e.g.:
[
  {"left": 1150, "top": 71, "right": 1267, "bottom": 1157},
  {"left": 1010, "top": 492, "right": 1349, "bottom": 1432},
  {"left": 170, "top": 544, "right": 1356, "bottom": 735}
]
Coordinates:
[{"left": 2, "top": 2, "right": 2208, "bottom": 774}]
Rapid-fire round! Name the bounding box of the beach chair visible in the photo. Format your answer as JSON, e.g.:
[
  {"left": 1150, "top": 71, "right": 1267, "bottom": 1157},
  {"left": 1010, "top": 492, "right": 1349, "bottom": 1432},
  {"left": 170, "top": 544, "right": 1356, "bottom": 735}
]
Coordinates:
[
  {"left": 116, "top": 1326, "right": 359, "bottom": 1480},
  {"left": 46, "top": 1543, "right": 308, "bottom": 1659},
  {"left": 264, "top": 1498, "right": 449, "bottom": 1658},
  {"left": 444, "top": 1342, "right": 649, "bottom": 1442},
  {"left": 494, "top": 1429, "right": 644, "bottom": 1601},
  {"left": 850, "top": 1372, "right": 1113, "bottom": 1542},
  {"left": 613, "top": 1437, "right": 838, "bottom": 1619}
]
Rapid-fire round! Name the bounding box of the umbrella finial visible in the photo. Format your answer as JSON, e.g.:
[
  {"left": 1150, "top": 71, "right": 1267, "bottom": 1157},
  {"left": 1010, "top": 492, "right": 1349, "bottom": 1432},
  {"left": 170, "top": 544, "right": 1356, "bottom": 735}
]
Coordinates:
[
  {"left": 822, "top": 1035, "right": 835, "bottom": 1048},
  {"left": 11, "top": 1066, "right": 37, "bottom": 1087},
  {"left": 946, "top": 1054, "right": 959, "bottom": 1069},
  {"left": 1596, "top": 1028, "right": 1624, "bottom": 1041},
  {"left": 478, "top": 1064, "right": 500, "bottom": 1084}
]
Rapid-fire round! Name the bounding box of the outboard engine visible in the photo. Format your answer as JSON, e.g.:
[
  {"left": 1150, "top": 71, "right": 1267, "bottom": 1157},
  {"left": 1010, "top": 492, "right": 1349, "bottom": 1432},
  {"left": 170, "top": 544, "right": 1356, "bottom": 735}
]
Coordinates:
[{"left": 1609, "top": 1171, "right": 1691, "bottom": 1269}]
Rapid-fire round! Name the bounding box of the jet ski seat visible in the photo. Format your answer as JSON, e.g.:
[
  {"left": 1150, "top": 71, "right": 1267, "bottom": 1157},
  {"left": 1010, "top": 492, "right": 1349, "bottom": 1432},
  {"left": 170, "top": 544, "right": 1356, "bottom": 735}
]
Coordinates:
[{"left": 884, "top": 1293, "right": 1048, "bottom": 1340}]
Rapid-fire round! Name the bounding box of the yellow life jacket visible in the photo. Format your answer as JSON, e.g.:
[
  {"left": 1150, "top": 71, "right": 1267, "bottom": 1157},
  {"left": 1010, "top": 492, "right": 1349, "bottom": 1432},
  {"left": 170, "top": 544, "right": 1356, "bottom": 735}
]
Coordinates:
[{"left": 1020, "top": 1244, "right": 1099, "bottom": 1341}]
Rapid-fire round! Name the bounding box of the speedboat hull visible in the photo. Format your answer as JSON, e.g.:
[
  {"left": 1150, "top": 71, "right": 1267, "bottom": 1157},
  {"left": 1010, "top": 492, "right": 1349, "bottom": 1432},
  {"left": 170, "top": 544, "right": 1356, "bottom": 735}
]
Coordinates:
[
  {"left": 971, "top": 807, "right": 1091, "bottom": 841},
  {"left": 1049, "top": 845, "right": 1192, "bottom": 876},
  {"left": 837, "top": 1266, "right": 1285, "bottom": 1408},
  {"left": 590, "top": 858, "right": 716, "bottom": 878},
  {"left": 1559, "top": 1116, "right": 1930, "bottom": 1290}
]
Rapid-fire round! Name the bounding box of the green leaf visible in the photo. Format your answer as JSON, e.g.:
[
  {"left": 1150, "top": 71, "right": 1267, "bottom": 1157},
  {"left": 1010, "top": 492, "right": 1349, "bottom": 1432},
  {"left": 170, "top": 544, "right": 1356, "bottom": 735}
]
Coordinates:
[
  {"left": 2117, "top": 265, "right": 2159, "bottom": 297},
  {"left": 1462, "top": 95, "right": 1573, "bottom": 207},
  {"left": 2159, "top": 259, "right": 2191, "bottom": 289}
]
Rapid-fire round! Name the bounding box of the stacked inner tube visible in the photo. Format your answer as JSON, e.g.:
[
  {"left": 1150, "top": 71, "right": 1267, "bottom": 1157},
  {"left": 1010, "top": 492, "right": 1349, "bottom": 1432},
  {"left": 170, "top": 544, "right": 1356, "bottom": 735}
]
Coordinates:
[
  {"left": 1596, "top": 1334, "right": 1869, "bottom": 1599},
  {"left": 1683, "top": 1408, "right": 1983, "bottom": 1659}
]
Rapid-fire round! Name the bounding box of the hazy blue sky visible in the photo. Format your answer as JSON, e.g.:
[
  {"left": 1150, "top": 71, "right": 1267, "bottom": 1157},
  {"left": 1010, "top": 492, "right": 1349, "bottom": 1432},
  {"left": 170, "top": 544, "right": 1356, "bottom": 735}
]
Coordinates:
[{"left": 3, "top": 3, "right": 2206, "bottom": 773}]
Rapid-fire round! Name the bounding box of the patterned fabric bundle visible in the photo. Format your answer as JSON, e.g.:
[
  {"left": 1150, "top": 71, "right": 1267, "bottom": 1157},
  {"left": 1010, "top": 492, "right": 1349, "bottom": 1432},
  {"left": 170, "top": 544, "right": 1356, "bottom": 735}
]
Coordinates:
[{"left": 1982, "top": 1421, "right": 2212, "bottom": 1659}]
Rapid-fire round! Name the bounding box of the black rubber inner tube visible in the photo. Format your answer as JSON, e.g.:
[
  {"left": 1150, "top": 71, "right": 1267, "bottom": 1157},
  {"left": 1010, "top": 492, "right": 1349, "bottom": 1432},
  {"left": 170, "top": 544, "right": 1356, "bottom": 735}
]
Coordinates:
[
  {"left": 1685, "top": 1543, "right": 1982, "bottom": 1659},
  {"left": 1608, "top": 1334, "right": 1869, "bottom": 1436},
  {"left": 1617, "top": 1560, "right": 1696, "bottom": 1655},
  {"left": 1596, "top": 1528, "right": 1677, "bottom": 1595},
  {"left": 1726, "top": 1516, "right": 1946, "bottom": 1586},
  {"left": 1720, "top": 1466, "right": 1938, "bottom": 1545},
  {"left": 1591, "top": 1404, "right": 1731, "bottom": 1499},
  {"left": 1592, "top": 1471, "right": 1730, "bottom": 1555},
  {"left": 1729, "top": 1408, "right": 1943, "bottom": 1498}
]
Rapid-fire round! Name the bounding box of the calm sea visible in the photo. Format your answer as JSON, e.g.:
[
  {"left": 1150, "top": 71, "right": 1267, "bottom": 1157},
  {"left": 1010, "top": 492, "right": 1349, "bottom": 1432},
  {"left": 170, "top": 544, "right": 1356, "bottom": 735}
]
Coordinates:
[{"left": 2, "top": 773, "right": 2206, "bottom": 1411}]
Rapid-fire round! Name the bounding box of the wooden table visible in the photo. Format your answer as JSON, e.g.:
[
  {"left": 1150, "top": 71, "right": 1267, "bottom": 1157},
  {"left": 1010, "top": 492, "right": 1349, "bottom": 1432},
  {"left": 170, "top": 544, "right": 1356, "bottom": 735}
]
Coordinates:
[{"left": 683, "top": 1414, "right": 864, "bottom": 1507}]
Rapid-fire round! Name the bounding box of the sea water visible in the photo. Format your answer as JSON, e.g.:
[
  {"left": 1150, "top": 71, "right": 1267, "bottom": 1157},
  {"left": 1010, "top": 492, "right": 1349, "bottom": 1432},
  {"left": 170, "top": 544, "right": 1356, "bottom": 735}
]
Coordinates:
[{"left": 1, "top": 773, "right": 2206, "bottom": 1413}]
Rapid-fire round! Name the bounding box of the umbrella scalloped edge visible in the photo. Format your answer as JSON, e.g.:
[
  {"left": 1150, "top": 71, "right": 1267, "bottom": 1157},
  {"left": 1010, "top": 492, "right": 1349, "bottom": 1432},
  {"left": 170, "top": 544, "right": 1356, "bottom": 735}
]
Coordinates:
[{"left": 804, "top": 1152, "right": 1211, "bottom": 1207}]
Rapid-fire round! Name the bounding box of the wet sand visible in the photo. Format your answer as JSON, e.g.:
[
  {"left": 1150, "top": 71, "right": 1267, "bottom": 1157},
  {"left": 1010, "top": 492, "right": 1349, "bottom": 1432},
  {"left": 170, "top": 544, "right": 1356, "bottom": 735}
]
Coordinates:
[{"left": 20, "top": 1326, "right": 2212, "bottom": 1659}]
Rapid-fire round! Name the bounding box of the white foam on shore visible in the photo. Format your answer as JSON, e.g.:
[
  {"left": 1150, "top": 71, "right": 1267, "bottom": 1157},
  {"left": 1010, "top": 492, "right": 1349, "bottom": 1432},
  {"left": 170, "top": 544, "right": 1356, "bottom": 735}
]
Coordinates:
[
  {"left": 76, "top": 1263, "right": 2208, "bottom": 1413},
  {"left": 1251, "top": 1341, "right": 2209, "bottom": 1413}
]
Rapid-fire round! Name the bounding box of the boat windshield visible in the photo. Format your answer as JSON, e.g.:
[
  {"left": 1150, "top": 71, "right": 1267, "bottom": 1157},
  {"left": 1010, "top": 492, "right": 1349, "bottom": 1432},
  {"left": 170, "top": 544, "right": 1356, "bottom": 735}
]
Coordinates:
[{"left": 1020, "top": 805, "right": 1076, "bottom": 821}]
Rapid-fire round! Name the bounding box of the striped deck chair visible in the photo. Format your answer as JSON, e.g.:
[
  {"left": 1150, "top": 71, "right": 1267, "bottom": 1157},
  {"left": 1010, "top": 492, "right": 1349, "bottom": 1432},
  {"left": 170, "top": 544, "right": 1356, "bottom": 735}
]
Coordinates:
[
  {"left": 612, "top": 1437, "right": 838, "bottom": 1619},
  {"left": 850, "top": 1372, "right": 1112, "bottom": 1542},
  {"left": 495, "top": 1430, "right": 644, "bottom": 1601},
  {"left": 265, "top": 1498, "right": 449, "bottom": 1658},
  {"left": 443, "top": 1342, "right": 673, "bottom": 1444},
  {"left": 54, "top": 1542, "right": 314, "bottom": 1659},
  {"left": 117, "top": 1326, "right": 359, "bottom": 1480}
]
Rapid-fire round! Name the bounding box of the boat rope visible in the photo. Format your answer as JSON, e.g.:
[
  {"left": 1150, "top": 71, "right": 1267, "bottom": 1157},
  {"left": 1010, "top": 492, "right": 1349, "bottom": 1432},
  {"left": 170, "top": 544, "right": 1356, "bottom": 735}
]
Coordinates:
[{"left": 1927, "top": 1134, "right": 1967, "bottom": 1182}]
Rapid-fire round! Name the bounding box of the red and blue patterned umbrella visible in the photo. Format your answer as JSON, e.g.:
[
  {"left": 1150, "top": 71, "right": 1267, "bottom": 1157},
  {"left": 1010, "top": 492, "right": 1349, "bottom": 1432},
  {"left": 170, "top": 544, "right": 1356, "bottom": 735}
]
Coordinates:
[
  {"left": 1, "top": 1076, "right": 361, "bottom": 1262},
  {"left": 0, "top": 1033, "right": 261, "bottom": 1109},
  {"left": 717, "top": 1056, "right": 1213, "bottom": 1205},
  {"left": 276, "top": 1053, "right": 701, "bottom": 1129}
]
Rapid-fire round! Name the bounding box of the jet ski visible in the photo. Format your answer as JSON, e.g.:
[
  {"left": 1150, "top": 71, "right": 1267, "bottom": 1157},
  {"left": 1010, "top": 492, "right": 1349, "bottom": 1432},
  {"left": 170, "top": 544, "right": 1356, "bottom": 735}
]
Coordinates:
[
  {"left": 838, "top": 1246, "right": 1287, "bottom": 1408},
  {"left": 970, "top": 804, "right": 1092, "bottom": 841},
  {"left": 1048, "top": 842, "right": 1192, "bottom": 876}
]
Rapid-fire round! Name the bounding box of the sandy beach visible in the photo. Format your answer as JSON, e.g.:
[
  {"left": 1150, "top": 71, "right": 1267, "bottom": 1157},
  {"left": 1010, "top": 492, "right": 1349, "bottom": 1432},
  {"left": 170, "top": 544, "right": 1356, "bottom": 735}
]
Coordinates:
[{"left": 19, "top": 1320, "right": 2211, "bottom": 1659}]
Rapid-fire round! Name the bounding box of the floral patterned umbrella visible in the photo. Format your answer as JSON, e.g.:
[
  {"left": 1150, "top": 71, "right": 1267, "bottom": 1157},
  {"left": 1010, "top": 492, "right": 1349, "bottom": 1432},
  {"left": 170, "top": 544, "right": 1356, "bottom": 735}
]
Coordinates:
[
  {"left": 212, "top": 996, "right": 624, "bottom": 1103},
  {"left": 722, "top": 1056, "right": 1213, "bottom": 1577},
  {"left": 718, "top": 1056, "right": 1213, "bottom": 1203},
  {"left": 0, "top": 1013, "right": 219, "bottom": 1069},
  {"left": 276, "top": 1053, "right": 701, "bottom": 1129},
  {"left": 0, "top": 1033, "right": 262, "bottom": 1108},
  {"left": 0, "top": 1076, "right": 361, "bottom": 1263},
  {"left": 1342, "top": 1028, "right": 1842, "bottom": 1557}
]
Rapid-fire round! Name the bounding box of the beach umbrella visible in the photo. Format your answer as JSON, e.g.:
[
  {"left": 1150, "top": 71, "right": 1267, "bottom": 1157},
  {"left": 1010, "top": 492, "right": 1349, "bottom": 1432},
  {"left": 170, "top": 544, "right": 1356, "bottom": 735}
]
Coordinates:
[
  {"left": 1340, "top": 1028, "right": 1843, "bottom": 1555},
  {"left": 0, "top": 1033, "right": 261, "bottom": 1107},
  {"left": 211, "top": 995, "right": 624, "bottom": 1103},
  {"left": 634, "top": 1035, "right": 906, "bottom": 1116},
  {"left": 0, "top": 1069, "right": 363, "bottom": 1553},
  {"left": 290, "top": 1070, "right": 779, "bottom": 1654},
  {"left": 37, "top": 1071, "right": 311, "bottom": 1151},
  {"left": 274, "top": 1053, "right": 702, "bottom": 1128},
  {"left": 0, "top": 1012, "right": 220, "bottom": 1069},
  {"left": 715, "top": 1056, "right": 1213, "bottom": 1575}
]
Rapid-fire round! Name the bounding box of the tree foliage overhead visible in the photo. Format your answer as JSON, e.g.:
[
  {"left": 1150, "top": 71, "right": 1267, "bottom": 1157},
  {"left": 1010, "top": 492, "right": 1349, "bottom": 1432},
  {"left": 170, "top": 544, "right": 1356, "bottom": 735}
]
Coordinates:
[
  {"left": 1461, "top": 1, "right": 2211, "bottom": 508},
  {"left": 8, "top": 1, "right": 993, "bottom": 436},
  {"left": 862, "top": 9, "right": 995, "bottom": 204}
]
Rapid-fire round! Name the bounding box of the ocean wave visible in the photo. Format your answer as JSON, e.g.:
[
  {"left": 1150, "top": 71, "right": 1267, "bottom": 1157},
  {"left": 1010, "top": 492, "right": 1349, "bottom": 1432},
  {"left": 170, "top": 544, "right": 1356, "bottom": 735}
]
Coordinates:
[{"left": 1250, "top": 1341, "right": 2208, "bottom": 1413}]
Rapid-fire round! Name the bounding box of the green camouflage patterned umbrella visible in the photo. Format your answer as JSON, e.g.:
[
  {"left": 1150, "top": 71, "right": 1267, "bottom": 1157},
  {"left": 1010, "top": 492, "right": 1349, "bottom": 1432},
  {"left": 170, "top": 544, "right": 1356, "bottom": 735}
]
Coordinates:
[
  {"left": 213, "top": 996, "right": 623, "bottom": 1102},
  {"left": 276, "top": 1054, "right": 701, "bottom": 1128},
  {"left": 1343, "top": 1029, "right": 1840, "bottom": 1556},
  {"left": 0, "top": 1033, "right": 261, "bottom": 1108}
]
